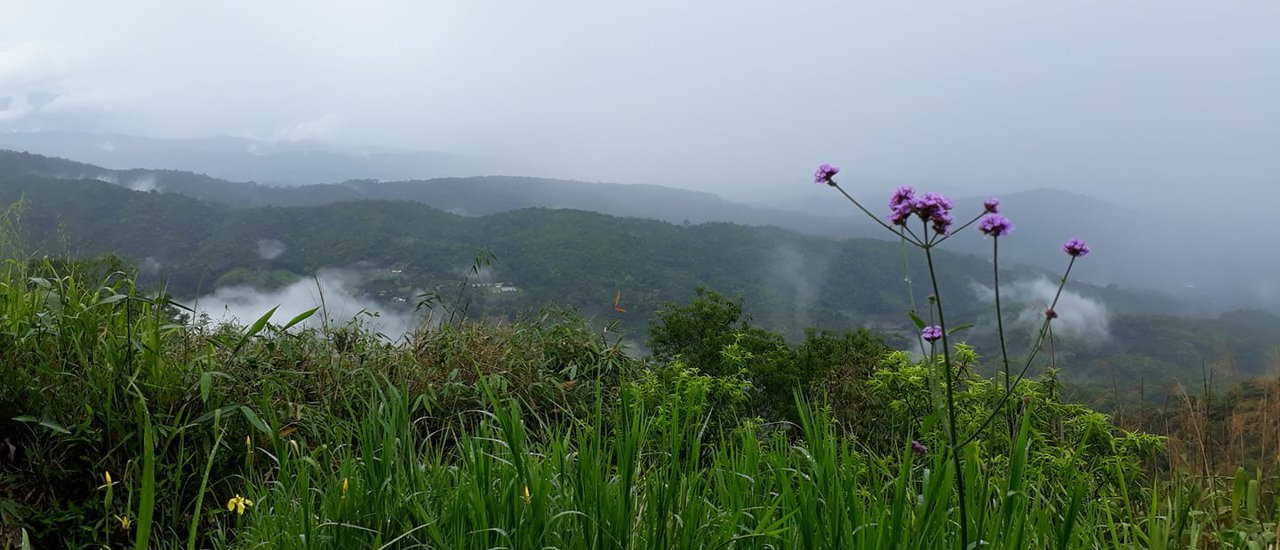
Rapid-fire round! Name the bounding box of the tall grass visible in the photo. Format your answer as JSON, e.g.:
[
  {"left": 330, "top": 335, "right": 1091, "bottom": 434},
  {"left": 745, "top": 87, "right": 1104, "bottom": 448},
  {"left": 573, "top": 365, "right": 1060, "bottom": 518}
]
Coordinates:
[{"left": 2, "top": 231, "right": 1280, "bottom": 547}]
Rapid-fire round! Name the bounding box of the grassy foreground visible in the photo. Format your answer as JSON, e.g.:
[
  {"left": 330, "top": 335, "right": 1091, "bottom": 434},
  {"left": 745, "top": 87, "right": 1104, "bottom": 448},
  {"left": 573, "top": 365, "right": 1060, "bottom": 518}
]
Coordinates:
[{"left": 1, "top": 255, "right": 1278, "bottom": 548}]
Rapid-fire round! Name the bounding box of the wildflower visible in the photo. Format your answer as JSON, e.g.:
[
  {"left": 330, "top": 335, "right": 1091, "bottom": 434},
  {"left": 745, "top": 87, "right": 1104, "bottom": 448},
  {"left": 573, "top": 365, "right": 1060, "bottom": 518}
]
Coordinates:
[
  {"left": 930, "top": 210, "right": 954, "bottom": 235},
  {"left": 522, "top": 485, "right": 532, "bottom": 504},
  {"left": 245, "top": 435, "right": 252, "bottom": 450},
  {"left": 921, "top": 325, "right": 943, "bottom": 343},
  {"left": 889, "top": 186, "right": 916, "bottom": 210},
  {"left": 1063, "top": 238, "right": 1090, "bottom": 257},
  {"left": 227, "top": 494, "right": 253, "bottom": 515},
  {"left": 289, "top": 439, "right": 300, "bottom": 456},
  {"left": 1045, "top": 309, "right": 1058, "bottom": 319},
  {"left": 341, "top": 477, "right": 349, "bottom": 497},
  {"left": 911, "top": 440, "right": 928, "bottom": 455},
  {"left": 978, "top": 214, "right": 1014, "bottom": 237},
  {"left": 983, "top": 198, "right": 1000, "bottom": 213},
  {"left": 813, "top": 163, "right": 840, "bottom": 185},
  {"left": 117, "top": 515, "right": 131, "bottom": 530},
  {"left": 885, "top": 186, "right": 917, "bottom": 225},
  {"left": 907, "top": 192, "right": 954, "bottom": 233}
]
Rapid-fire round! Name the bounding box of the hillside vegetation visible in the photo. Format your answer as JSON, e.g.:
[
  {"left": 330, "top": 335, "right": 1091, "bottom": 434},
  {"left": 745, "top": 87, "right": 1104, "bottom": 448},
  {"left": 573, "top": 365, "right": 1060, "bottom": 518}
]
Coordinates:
[
  {"left": 4, "top": 158, "right": 1280, "bottom": 400},
  {"left": 3, "top": 253, "right": 1276, "bottom": 548}
]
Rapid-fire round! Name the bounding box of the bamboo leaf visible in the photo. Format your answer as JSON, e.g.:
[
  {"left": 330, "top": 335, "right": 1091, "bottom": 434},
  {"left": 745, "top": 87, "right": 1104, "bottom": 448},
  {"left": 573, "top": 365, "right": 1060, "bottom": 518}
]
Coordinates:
[{"left": 281, "top": 306, "right": 319, "bottom": 331}]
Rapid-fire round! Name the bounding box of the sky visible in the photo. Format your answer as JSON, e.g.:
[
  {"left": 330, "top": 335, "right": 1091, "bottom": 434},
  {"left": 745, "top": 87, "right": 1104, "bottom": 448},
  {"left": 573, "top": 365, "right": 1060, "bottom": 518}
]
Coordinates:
[{"left": 1, "top": 1, "right": 1278, "bottom": 211}]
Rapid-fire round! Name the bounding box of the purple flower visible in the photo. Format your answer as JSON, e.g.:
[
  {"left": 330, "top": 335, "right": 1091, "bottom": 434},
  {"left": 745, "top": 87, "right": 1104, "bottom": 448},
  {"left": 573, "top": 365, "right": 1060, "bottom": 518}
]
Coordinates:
[
  {"left": 910, "top": 192, "right": 954, "bottom": 233},
  {"left": 921, "top": 325, "right": 943, "bottom": 343},
  {"left": 814, "top": 164, "right": 840, "bottom": 185},
  {"left": 1063, "top": 238, "right": 1091, "bottom": 257},
  {"left": 911, "top": 440, "right": 929, "bottom": 455},
  {"left": 889, "top": 186, "right": 915, "bottom": 209},
  {"left": 984, "top": 198, "right": 1000, "bottom": 213},
  {"left": 978, "top": 214, "right": 1014, "bottom": 237},
  {"left": 888, "top": 203, "right": 912, "bottom": 226},
  {"left": 930, "top": 211, "right": 954, "bottom": 235},
  {"left": 887, "top": 186, "right": 916, "bottom": 226}
]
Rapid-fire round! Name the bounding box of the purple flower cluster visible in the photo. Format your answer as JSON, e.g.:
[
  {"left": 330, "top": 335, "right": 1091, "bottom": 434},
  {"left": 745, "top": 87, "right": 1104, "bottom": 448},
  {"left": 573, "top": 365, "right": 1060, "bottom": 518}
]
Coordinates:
[
  {"left": 888, "top": 186, "right": 915, "bottom": 225},
  {"left": 984, "top": 198, "right": 1000, "bottom": 213},
  {"left": 886, "top": 187, "right": 955, "bottom": 234},
  {"left": 814, "top": 164, "right": 840, "bottom": 185},
  {"left": 921, "top": 325, "right": 943, "bottom": 342},
  {"left": 911, "top": 440, "right": 929, "bottom": 455},
  {"left": 978, "top": 214, "right": 1014, "bottom": 237},
  {"left": 1063, "top": 238, "right": 1091, "bottom": 257}
]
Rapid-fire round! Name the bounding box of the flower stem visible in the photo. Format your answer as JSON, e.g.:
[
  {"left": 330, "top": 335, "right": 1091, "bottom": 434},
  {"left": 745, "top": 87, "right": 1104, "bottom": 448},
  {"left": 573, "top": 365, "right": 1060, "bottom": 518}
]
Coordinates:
[
  {"left": 931, "top": 211, "right": 984, "bottom": 246},
  {"left": 830, "top": 182, "right": 924, "bottom": 247},
  {"left": 993, "top": 237, "right": 1014, "bottom": 439},
  {"left": 959, "top": 256, "right": 1077, "bottom": 449},
  {"left": 923, "top": 239, "right": 968, "bottom": 548}
]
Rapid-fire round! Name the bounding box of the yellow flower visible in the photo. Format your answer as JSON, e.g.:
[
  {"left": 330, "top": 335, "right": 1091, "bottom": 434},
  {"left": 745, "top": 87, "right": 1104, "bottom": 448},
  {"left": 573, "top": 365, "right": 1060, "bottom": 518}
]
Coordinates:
[
  {"left": 341, "top": 477, "right": 349, "bottom": 497},
  {"left": 244, "top": 435, "right": 252, "bottom": 450},
  {"left": 117, "top": 515, "right": 131, "bottom": 530},
  {"left": 522, "top": 485, "right": 531, "bottom": 504},
  {"left": 226, "top": 494, "right": 253, "bottom": 515},
  {"left": 104, "top": 471, "right": 112, "bottom": 485},
  {"left": 289, "top": 439, "right": 300, "bottom": 455}
]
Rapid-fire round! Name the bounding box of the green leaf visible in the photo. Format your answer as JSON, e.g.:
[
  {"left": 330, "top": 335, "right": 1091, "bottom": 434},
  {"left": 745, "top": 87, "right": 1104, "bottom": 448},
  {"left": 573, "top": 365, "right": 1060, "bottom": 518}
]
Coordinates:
[
  {"left": 281, "top": 306, "right": 319, "bottom": 331},
  {"left": 907, "top": 311, "right": 927, "bottom": 330},
  {"left": 199, "top": 372, "right": 212, "bottom": 403},
  {"left": 231, "top": 305, "right": 278, "bottom": 356},
  {"left": 134, "top": 400, "right": 156, "bottom": 550},
  {"left": 97, "top": 293, "right": 128, "bottom": 306},
  {"left": 240, "top": 406, "right": 271, "bottom": 436},
  {"left": 13, "top": 415, "right": 71, "bottom": 435},
  {"left": 948, "top": 323, "right": 974, "bottom": 335}
]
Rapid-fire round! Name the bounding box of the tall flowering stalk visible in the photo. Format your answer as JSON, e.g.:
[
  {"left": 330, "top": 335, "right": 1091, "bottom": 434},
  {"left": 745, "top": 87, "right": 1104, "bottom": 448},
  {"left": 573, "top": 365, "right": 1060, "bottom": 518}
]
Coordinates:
[{"left": 812, "top": 164, "right": 1088, "bottom": 546}]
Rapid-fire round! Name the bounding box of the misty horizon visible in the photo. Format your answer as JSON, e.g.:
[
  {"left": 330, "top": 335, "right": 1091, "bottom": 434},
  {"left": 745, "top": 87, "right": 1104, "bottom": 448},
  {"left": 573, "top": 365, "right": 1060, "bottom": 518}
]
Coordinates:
[{"left": 2, "top": 2, "right": 1277, "bottom": 210}]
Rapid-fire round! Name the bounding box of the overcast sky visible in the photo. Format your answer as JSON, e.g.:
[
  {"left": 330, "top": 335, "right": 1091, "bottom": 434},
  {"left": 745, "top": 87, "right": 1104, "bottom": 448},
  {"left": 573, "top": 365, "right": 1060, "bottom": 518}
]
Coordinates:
[{"left": 2, "top": 1, "right": 1277, "bottom": 209}]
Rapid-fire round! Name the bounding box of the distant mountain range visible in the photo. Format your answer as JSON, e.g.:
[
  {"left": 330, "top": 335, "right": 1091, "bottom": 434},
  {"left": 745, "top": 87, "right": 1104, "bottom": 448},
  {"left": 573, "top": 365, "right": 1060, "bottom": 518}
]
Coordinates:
[
  {"left": 0, "top": 131, "right": 536, "bottom": 186},
  {"left": 0, "top": 150, "right": 1190, "bottom": 327},
  {"left": 0, "top": 141, "right": 1271, "bottom": 313},
  {"left": 0, "top": 147, "right": 874, "bottom": 239},
  {"left": 4, "top": 149, "right": 1279, "bottom": 393}
]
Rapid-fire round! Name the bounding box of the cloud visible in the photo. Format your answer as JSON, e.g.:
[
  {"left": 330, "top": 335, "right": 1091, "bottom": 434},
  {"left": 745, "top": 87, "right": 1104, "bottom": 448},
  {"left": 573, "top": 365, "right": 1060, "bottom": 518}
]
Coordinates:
[
  {"left": 971, "top": 277, "right": 1110, "bottom": 342},
  {"left": 125, "top": 174, "right": 159, "bottom": 192},
  {"left": 270, "top": 113, "right": 347, "bottom": 144},
  {"left": 256, "top": 238, "right": 286, "bottom": 260},
  {"left": 194, "top": 268, "right": 419, "bottom": 339}
]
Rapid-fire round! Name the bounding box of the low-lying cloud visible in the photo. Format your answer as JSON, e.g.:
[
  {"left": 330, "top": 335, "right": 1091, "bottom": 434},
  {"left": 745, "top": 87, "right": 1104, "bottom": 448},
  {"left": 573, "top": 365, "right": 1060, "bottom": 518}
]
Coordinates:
[
  {"left": 194, "top": 268, "right": 419, "bottom": 339},
  {"left": 971, "top": 277, "right": 1110, "bottom": 342},
  {"left": 256, "top": 238, "right": 286, "bottom": 260},
  {"left": 125, "top": 174, "right": 159, "bottom": 192}
]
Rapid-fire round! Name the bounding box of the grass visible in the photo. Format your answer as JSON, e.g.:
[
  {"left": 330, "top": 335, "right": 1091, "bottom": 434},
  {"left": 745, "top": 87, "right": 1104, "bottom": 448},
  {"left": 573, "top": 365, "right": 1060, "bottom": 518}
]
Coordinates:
[{"left": 2, "top": 253, "right": 1280, "bottom": 548}]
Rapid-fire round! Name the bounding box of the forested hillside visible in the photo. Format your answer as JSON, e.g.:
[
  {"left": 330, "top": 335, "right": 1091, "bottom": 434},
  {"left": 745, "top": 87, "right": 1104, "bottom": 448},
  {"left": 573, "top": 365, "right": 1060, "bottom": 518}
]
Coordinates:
[{"left": 3, "top": 166, "right": 1278, "bottom": 401}]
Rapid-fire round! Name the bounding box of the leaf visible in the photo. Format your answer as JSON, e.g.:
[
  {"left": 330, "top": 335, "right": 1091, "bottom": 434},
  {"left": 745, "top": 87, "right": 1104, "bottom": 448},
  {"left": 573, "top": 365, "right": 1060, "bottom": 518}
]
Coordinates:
[
  {"left": 240, "top": 406, "right": 272, "bottom": 437},
  {"left": 907, "top": 311, "right": 927, "bottom": 330},
  {"left": 199, "top": 372, "right": 212, "bottom": 403},
  {"left": 97, "top": 293, "right": 128, "bottom": 307},
  {"left": 134, "top": 400, "right": 156, "bottom": 550},
  {"left": 231, "top": 305, "right": 278, "bottom": 356},
  {"left": 947, "top": 323, "right": 974, "bottom": 335},
  {"left": 13, "top": 415, "right": 71, "bottom": 435},
  {"left": 281, "top": 307, "right": 319, "bottom": 331},
  {"left": 245, "top": 306, "right": 278, "bottom": 338}
]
